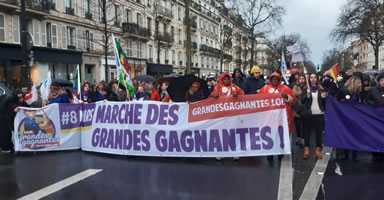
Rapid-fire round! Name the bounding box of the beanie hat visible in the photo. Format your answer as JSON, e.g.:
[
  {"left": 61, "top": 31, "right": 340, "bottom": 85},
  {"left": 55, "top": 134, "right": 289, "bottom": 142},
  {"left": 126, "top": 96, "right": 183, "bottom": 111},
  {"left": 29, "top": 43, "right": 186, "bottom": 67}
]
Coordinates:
[{"left": 250, "top": 66, "right": 261, "bottom": 74}]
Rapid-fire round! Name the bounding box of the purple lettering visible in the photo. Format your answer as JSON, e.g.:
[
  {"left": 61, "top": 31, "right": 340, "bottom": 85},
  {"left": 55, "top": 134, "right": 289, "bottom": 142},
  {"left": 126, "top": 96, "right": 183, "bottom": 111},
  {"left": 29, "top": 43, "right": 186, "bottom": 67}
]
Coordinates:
[
  {"left": 106, "top": 129, "right": 114, "bottom": 148},
  {"left": 168, "top": 105, "right": 179, "bottom": 125},
  {"left": 194, "top": 130, "right": 207, "bottom": 152},
  {"left": 100, "top": 128, "right": 108, "bottom": 148},
  {"left": 141, "top": 130, "right": 150, "bottom": 151},
  {"left": 236, "top": 128, "right": 248, "bottom": 151},
  {"left": 222, "top": 129, "right": 236, "bottom": 151},
  {"left": 249, "top": 128, "right": 261, "bottom": 150},
  {"left": 169, "top": 131, "right": 181, "bottom": 152},
  {"left": 208, "top": 129, "right": 223, "bottom": 152},
  {"left": 118, "top": 104, "right": 126, "bottom": 124},
  {"left": 103, "top": 105, "right": 112, "bottom": 123},
  {"left": 114, "top": 129, "right": 123, "bottom": 149},
  {"left": 125, "top": 104, "right": 134, "bottom": 124},
  {"left": 158, "top": 105, "right": 168, "bottom": 125},
  {"left": 134, "top": 104, "right": 142, "bottom": 124},
  {"left": 95, "top": 105, "right": 105, "bottom": 123},
  {"left": 91, "top": 128, "right": 100, "bottom": 147},
  {"left": 110, "top": 105, "right": 119, "bottom": 124},
  {"left": 261, "top": 126, "right": 273, "bottom": 150},
  {"left": 133, "top": 130, "right": 141, "bottom": 150},
  {"left": 180, "top": 130, "right": 193, "bottom": 152},
  {"left": 146, "top": 104, "right": 158, "bottom": 124},
  {"left": 123, "top": 129, "right": 133, "bottom": 150},
  {"left": 155, "top": 130, "right": 167, "bottom": 152}
]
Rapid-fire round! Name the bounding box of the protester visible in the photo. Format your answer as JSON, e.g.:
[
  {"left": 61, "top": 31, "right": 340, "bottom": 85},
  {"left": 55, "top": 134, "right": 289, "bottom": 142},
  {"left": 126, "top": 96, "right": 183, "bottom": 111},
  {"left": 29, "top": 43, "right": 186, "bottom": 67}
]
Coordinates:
[
  {"left": 134, "top": 83, "right": 150, "bottom": 101},
  {"left": 292, "top": 74, "right": 307, "bottom": 147},
  {"left": 301, "top": 73, "right": 327, "bottom": 159},
  {"left": 159, "top": 82, "right": 169, "bottom": 101},
  {"left": 210, "top": 73, "right": 244, "bottom": 98},
  {"left": 289, "top": 70, "right": 300, "bottom": 88},
  {"left": 232, "top": 68, "right": 245, "bottom": 90},
  {"left": 321, "top": 72, "right": 339, "bottom": 97},
  {"left": 97, "top": 81, "right": 108, "bottom": 101},
  {"left": 147, "top": 82, "right": 160, "bottom": 101},
  {"left": 335, "top": 76, "right": 362, "bottom": 160},
  {"left": 186, "top": 82, "right": 206, "bottom": 103},
  {"left": 367, "top": 73, "right": 384, "bottom": 161},
  {"left": 244, "top": 66, "right": 265, "bottom": 94},
  {"left": 48, "top": 83, "right": 70, "bottom": 104},
  {"left": 207, "top": 77, "right": 216, "bottom": 94},
  {"left": 258, "top": 71, "right": 295, "bottom": 161},
  {"left": 101, "top": 86, "right": 118, "bottom": 101},
  {"left": 361, "top": 74, "right": 372, "bottom": 104}
]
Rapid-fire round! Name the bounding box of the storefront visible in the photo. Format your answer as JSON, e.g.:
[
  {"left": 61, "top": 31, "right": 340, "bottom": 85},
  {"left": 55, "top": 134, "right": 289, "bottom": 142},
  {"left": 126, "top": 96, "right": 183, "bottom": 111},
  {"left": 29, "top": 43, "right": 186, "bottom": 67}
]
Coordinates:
[
  {"left": 146, "top": 63, "right": 173, "bottom": 79},
  {"left": 0, "top": 44, "right": 82, "bottom": 90}
]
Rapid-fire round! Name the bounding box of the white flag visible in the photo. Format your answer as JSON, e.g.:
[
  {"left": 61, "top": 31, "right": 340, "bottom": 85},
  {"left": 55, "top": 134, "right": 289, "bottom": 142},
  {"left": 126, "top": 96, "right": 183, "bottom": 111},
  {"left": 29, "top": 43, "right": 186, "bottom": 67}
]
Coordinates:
[
  {"left": 24, "top": 85, "right": 38, "bottom": 105},
  {"left": 40, "top": 71, "right": 52, "bottom": 101},
  {"left": 281, "top": 52, "right": 288, "bottom": 84},
  {"left": 287, "top": 43, "right": 304, "bottom": 62}
]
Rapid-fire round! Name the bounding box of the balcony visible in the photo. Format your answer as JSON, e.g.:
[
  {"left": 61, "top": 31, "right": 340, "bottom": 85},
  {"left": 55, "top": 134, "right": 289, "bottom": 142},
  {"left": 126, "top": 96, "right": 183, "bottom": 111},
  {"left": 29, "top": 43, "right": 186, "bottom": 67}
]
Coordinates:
[
  {"left": 85, "top": 12, "right": 93, "bottom": 20},
  {"left": 154, "top": 6, "right": 173, "bottom": 20},
  {"left": 122, "top": 23, "right": 151, "bottom": 40},
  {"left": 224, "top": 40, "right": 232, "bottom": 48},
  {"left": 200, "top": 44, "right": 222, "bottom": 57},
  {"left": 224, "top": 54, "right": 233, "bottom": 61},
  {"left": 66, "top": 7, "right": 74, "bottom": 15},
  {"left": 156, "top": 33, "right": 172, "bottom": 43},
  {"left": 223, "top": 25, "right": 232, "bottom": 33},
  {"left": 0, "top": 0, "right": 53, "bottom": 13},
  {"left": 184, "top": 41, "right": 198, "bottom": 51}
]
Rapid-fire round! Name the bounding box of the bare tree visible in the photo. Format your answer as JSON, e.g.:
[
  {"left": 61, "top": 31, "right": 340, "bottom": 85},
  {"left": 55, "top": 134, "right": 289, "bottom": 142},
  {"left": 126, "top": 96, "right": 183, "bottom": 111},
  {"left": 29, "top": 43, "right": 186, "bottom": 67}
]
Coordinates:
[
  {"left": 184, "top": 0, "right": 192, "bottom": 74},
  {"left": 331, "top": 0, "right": 384, "bottom": 70},
  {"left": 230, "top": 0, "right": 285, "bottom": 68},
  {"left": 214, "top": 23, "right": 233, "bottom": 73},
  {"left": 151, "top": 0, "right": 173, "bottom": 65},
  {"left": 321, "top": 48, "right": 354, "bottom": 72}
]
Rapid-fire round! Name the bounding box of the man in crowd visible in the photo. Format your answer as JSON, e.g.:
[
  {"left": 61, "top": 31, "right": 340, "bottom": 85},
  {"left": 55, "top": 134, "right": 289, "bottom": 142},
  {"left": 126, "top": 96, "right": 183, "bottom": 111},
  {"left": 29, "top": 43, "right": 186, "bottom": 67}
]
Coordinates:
[
  {"left": 232, "top": 68, "right": 245, "bottom": 90},
  {"left": 244, "top": 66, "right": 265, "bottom": 94}
]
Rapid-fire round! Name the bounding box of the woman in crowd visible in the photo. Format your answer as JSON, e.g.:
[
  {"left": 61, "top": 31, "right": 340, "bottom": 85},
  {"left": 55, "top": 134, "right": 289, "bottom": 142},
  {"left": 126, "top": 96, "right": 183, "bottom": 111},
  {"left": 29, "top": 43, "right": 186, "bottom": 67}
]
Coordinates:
[
  {"left": 292, "top": 74, "right": 307, "bottom": 147},
  {"left": 210, "top": 73, "right": 244, "bottom": 98},
  {"left": 159, "top": 82, "right": 169, "bottom": 102},
  {"left": 336, "top": 75, "right": 362, "bottom": 161},
  {"left": 186, "top": 82, "right": 206, "bottom": 103},
  {"left": 97, "top": 81, "right": 108, "bottom": 101},
  {"left": 134, "top": 83, "right": 150, "bottom": 101},
  {"left": 301, "top": 73, "right": 327, "bottom": 159},
  {"left": 101, "top": 86, "right": 118, "bottom": 101},
  {"left": 147, "top": 82, "right": 160, "bottom": 101}
]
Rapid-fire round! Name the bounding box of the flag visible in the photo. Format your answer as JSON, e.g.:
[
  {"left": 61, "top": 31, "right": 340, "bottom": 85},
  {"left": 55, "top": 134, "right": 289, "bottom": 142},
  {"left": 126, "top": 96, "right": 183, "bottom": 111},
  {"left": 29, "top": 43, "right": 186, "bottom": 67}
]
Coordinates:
[
  {"left": 40, "top": 71, "right": 52, "bottom": 101},
  {"left": 280, "top": 52, "right": 288, "bottom": 84},
  {"left": 327, "top": 64, "right": 339, "bottom": 81},
  {"left": 287, "top": 43, "right": 304, "bottom": 62},
  {"left": 112, "top": 34, "right": 134, "bottom": 97},
  {"left": 73, "top": 65, "right": 80, "bottom": 98},
  {"left": 24, "top": 85, "right": 38, "bottom": 105}
]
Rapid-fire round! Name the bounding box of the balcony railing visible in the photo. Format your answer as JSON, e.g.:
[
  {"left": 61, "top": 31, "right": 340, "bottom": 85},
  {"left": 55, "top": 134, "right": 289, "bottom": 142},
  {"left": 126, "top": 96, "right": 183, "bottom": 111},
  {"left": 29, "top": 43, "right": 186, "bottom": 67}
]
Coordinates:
[
  {"left": 200, "top": 44, "right": 222, "bottom": 56},
  {"left": 1, "top": 0, "right": 54, "bottom": 12},
  {"left": 154, "top": 6, "right": 173, "bottom": 19},
  {"left": 66, "top": 7, "right": 74, "bottom": 15},
  {"left": 85, "top": 12, "right": 93, "bottom": 20},
  {"left": 122, "top": 23, "right": 151, "bottom": 39},
  {"left": 156, "top": 33, "right": 172, "bottom": 43}
]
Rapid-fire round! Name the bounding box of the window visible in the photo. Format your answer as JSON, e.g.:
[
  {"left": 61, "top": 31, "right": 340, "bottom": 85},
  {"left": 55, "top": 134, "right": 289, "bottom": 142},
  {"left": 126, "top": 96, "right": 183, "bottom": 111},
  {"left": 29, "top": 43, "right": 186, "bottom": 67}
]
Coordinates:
[
  {"left": 83, "top": 0, "right": 90, "bottom": 17},
  {"left": 171, "top": 26, "right": 174, "bottom": 42},
  {"left": 164, "top": 50, "right": 168, "bottom": 63},
  {"left": 65, "top": 0, "right": 72, "bottom": 8},
  {"left": 200, "top": 19, "right": 203, "bottom": 30},
  {"left": 86, "top": 30, "right": 90, "bottom": 51},
  {"left": 0, "top": 14, "right": 4, "bottom": 42},
  {"left": 126, "top": 9, "right": 132, "bottom": 23},
  {"left": 114, "top": 5, "right": 119, "bottom": 25},
  {"left": 178, "top": 7, "right": 181, "bottom": 20},
  {"left": 148, "top": 45, "right": 153, "bottom": 59},
  {"left": 178, "top": 51, "right": 182, "bottom": 65},
  {"left": 178, "top": 29, "right": 181, "bottom": 44},
  {"left": 137, "top": 13, "right": 142, "bottom": 26},
  {"left": 137, "top": 41, "right": 142, "bottom": 58},
  {"left": 62, "top": 26, "right": 67, "bottom": 48},
  {"left": 162, "top": 0, "right": 166, "bottom": 7},
  {"left": 127, "top": 40, "right": 133, "bottom": 56},
  {"left": 147, "top": 17, "right": 151, "bottom": 31},
  {"left": 90, "top": 32, "right": 93, "bottom": 50},
  {"left": 47, "top": 23, "right": 52, "bottom": 46},
  {"left": 41, "top": 21, "right": 46, "bottom": 47},
  {"left": 12, "top": 15, "right": 19, "bottom": 43},
  {"left": 172, "top": 50, "right": 175, "bottom": 64},
  {"left": 67, "top": 27, "right": 76, "bottom": 47},
  {"left": 163, "top": 23, "right": 167, "bottom": 34},
  {"left": 200, "top": 56, "right": 203, "bottom": 67},
  {"left": 33, "top": 19, "right": 40, "bottom": 46}
]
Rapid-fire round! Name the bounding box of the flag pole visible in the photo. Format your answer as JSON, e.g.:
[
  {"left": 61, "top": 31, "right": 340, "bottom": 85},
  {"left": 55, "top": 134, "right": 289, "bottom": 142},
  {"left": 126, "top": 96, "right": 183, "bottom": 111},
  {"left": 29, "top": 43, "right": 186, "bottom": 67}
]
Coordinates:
[{"left": 77, "top": 64, "right": 82, "bottom": 102}]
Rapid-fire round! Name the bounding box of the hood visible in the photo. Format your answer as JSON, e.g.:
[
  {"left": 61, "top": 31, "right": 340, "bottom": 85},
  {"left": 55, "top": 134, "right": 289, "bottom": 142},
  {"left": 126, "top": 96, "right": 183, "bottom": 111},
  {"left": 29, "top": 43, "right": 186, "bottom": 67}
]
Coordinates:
[
  {"left": 269, "top": 72, "right": 282, "bottom": 86},
  {"left": 232, "top": 68, "right": 244, "bottom": 79},
  {"left": 218, "top": 72, "right": 233, "bottom": 86}
]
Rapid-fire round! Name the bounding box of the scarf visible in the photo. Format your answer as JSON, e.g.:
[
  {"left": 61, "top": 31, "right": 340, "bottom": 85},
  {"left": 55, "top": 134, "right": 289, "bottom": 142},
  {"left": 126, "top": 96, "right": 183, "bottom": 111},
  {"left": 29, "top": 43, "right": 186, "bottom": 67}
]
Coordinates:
[{"left": 310, "top": 85, "right": 318, "bottom": 93}]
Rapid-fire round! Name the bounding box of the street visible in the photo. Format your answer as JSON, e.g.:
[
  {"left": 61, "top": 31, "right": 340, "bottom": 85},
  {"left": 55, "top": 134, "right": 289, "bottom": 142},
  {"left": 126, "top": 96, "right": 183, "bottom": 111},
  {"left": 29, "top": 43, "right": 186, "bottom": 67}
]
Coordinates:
[{"left": 1, "top": 136, "right": 383, "bottom": 200}]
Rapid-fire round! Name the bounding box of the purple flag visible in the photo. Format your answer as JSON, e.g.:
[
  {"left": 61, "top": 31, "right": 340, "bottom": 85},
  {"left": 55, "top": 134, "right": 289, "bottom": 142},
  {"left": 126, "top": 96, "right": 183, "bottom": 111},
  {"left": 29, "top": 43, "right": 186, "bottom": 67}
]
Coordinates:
[{"left": 324, "top": 96, "right": 384, "bottom": 152}]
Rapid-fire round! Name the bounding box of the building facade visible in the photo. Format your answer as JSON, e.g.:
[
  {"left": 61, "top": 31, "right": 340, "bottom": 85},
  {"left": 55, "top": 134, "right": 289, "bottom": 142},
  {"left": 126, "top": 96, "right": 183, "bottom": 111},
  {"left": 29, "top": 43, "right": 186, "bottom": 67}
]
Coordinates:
[{"left": 0, "top": 0, "right": 274, "bottom": 90}]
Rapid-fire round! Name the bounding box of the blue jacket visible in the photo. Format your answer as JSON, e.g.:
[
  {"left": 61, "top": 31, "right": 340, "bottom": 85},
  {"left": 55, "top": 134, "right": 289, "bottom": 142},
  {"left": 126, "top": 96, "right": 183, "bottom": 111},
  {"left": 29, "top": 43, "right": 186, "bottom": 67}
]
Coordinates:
[
  {"left": 49, "top": 93, "right": 70, "bottom": 104},
  {"left": 244, "top": 77, "right": 265, "bottom": 94}
]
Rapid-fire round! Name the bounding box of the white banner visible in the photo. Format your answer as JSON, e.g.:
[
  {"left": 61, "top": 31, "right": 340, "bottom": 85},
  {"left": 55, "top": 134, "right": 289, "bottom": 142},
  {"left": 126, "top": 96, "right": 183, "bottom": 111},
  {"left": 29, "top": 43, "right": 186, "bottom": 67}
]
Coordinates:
[
  {"left": 14, "top": 104, "right": 82, "bottom": 151},
  {"left": 13, "top": 94, "right": 291, "bottom": 157}
]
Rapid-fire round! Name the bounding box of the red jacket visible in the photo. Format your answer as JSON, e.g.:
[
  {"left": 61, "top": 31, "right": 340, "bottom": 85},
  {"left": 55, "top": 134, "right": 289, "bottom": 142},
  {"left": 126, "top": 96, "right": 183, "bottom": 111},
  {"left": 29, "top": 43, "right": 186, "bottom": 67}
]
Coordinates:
[
  {"left": 258, "top": 72, "right": 296, "bottom": 133},
  {"left": 210, "top": 73, "right": 245, "bottom": 97},
  {"left": 150, "top": 90, "right": 161, "bottom": 101}
]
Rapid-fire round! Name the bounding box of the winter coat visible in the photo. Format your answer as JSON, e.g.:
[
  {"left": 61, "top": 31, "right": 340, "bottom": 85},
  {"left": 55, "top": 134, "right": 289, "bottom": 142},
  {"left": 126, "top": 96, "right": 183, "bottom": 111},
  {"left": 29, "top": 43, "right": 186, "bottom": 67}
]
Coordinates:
[
  {"left": 210, "top": 73, "right": 245, "bottom": 97},
  {"left": 232, "top": 68, "right": 246, "bottom": 90},
  {"left": 243, "top": 77, "right": 265, "bottom": 94},
  {"left": 301, "top": 87, "right": 326, "bottom": 113},
  {"left": 258, "top": 72, "right": 296, "bottom": 133},
  {"left": 367, "top": 85, "right": 384, "bottom": 107},
  {"left": 150, "top": 90, "right": 160, "bottom": 101}
]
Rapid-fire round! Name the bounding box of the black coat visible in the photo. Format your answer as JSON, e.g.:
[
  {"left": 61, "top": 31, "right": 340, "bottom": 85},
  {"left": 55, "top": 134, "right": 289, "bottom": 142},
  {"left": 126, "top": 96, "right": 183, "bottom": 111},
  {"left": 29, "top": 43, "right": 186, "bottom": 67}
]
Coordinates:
[
  {"left": 244, "top": 77, "right": 265, "bottom": 94},
  {"left": 232, "top": 77, "right": 245, "bottom": 90},
  {"left": 367, "top": 85, "right": 384, "bottom": 107},
  {"left": 301, "top": 87, "right": 326, "bottom": 113}
]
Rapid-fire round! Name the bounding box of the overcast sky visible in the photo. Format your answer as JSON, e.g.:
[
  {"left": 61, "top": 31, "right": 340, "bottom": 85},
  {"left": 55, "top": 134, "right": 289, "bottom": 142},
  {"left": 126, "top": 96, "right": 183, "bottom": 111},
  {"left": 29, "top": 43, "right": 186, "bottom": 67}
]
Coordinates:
[{"left": 274, "top": 0, "right": 348, "bottom": 66}]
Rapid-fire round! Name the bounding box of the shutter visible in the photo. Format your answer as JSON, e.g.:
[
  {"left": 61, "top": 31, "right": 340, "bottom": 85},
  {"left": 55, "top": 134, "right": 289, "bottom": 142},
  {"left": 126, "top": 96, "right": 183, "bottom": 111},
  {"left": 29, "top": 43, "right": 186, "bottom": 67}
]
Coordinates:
[
  {"left": 12, "top": 15, "right": 20, "bottom": 43},
  {"left": 40, "top": 21, "right": 46, "bottom": 47},
  {"left": 90, "top": 32, "right": 94, "bottom": 51},
  {"left": 52, "top": 24, "right": 57, "bottom": 48},
  {"left": 62, "top": 26, "right": 67, "bottom": 49},
  {"left": 33, "top": 19, "right": 40, "bottom": 46}
]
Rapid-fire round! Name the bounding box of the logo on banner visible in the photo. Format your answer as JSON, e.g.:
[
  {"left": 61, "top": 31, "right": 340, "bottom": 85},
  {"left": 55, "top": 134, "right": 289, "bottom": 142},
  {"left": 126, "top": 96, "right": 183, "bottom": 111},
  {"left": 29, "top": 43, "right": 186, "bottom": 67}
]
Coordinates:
[{"left": 17, "top": 109, "right": 59, "bottom": 149}]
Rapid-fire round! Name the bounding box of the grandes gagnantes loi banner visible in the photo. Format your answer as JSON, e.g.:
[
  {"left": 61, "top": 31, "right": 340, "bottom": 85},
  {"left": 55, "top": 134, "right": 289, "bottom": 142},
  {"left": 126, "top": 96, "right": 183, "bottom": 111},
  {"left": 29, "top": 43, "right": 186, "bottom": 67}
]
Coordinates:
[{"left": 14, "top": 94, "right": 291, "bottom": 157}]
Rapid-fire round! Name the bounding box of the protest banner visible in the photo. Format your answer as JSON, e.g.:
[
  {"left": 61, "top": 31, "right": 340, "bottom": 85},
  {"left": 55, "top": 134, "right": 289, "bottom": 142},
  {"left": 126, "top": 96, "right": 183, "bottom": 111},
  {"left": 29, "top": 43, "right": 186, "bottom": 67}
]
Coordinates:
[
  {"left": 324, "top": 96, "right": 384, "bottom": 153},
  {"left": 81, "top": 94, "right": 291, "bottom": 157},
  {"left": 14, "top": 104, "right": 82, "bottom": 151},
  {"left": 14, "top": 94, "right": 291, "bottom": 157}
]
